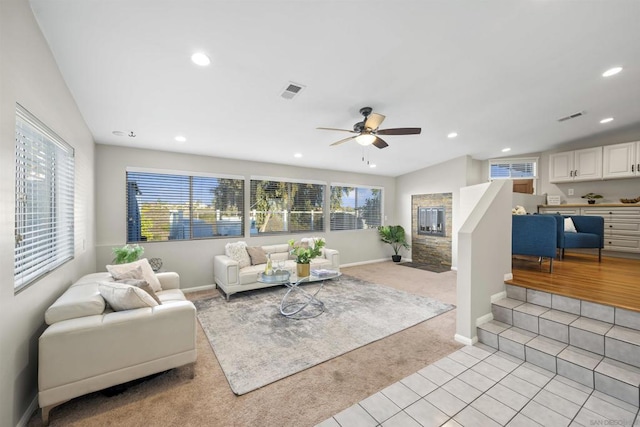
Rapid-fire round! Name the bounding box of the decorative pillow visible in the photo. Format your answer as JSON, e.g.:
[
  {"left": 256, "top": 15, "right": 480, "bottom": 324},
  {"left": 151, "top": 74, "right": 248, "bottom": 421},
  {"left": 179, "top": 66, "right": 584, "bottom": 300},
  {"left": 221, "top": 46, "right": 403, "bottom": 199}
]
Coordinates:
[
  {"left": 225, "top": 241, "right": 251, "bottom": 268},
  {"left": 115, "top": 278, "right": 162, "bottom": 304},
  {"left": 564, "top": 217, "right": 577, "bottom": 233},
  {"left": 106, "top": 258, "right": 163, "bottom": 292},
  {"left": 98, "top": 281, "right": 159, "bottom": 311},
  {"left": 246, "top": 246, "right": 268, "bottom": 265}
]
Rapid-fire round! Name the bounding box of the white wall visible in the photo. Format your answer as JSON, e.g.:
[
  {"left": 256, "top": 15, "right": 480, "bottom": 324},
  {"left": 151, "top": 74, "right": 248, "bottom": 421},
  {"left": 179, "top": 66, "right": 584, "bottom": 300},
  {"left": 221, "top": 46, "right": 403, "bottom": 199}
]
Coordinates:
[
  {"left": 0, "top": 0, "right": 96, "bottom": 425},
  {"left": 395, "top": 155, "right": 484, "bottom": 269},
  {"left": 95, "top": 144, "right": 397, "bottom": 289},
  {"left": 456, "top": 180, "right": 512, "bottom": 343}
]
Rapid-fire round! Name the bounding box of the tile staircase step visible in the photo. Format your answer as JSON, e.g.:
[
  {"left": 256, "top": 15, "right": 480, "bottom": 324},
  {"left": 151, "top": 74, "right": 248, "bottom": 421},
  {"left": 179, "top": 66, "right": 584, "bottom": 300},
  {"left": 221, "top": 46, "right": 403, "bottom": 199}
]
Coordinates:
[{"left": 480, "top": 286, "right": 640, "bottom": 406}]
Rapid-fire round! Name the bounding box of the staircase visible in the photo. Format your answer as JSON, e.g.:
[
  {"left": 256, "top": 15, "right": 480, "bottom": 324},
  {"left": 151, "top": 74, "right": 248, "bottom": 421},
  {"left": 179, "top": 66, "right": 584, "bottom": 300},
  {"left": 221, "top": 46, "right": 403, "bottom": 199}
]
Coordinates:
[{"left": 477, "top": 284, "right": 640, "bottom": 407}]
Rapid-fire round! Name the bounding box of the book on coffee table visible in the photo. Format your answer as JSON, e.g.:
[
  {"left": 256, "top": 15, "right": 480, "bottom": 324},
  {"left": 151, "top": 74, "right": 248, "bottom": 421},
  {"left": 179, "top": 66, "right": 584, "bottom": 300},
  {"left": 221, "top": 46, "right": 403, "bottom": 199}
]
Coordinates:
[{"left": 311, "top": 269, "right": 338, "bottom": 277}]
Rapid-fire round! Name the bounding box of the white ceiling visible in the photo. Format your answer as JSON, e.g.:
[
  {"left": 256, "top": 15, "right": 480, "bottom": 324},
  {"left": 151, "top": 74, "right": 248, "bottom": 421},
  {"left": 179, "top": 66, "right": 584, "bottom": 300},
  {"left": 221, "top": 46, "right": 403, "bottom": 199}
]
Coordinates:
[{"left": 30, "top": 0, "right": 640, "bottom": 177}]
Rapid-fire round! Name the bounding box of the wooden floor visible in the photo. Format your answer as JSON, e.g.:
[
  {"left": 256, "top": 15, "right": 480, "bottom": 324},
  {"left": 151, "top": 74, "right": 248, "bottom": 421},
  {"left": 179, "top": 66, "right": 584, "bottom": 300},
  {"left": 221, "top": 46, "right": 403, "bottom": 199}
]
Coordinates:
[{"left": 508, "top": 252, "right": 640, "bottom": 312}]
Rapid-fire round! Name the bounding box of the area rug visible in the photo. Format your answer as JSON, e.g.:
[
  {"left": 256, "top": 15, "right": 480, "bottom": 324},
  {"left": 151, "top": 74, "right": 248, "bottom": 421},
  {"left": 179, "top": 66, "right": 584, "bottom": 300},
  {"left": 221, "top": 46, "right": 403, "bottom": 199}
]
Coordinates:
[
  {"left": 194, "top": 275, "right": 455, "bottom": 395},
  {"left": 398, "top": 261, "right": 451, "bottom": 273}
]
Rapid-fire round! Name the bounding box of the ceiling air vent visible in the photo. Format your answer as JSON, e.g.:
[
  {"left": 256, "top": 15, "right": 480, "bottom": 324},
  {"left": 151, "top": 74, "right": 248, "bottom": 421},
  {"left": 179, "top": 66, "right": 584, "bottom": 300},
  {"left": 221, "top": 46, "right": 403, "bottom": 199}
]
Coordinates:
[
  {"left": 281, "top": 82, "right": 305, "bottom": 100},
  {"left": 557, "top": 111, "right": 586, "bottom": 122}
]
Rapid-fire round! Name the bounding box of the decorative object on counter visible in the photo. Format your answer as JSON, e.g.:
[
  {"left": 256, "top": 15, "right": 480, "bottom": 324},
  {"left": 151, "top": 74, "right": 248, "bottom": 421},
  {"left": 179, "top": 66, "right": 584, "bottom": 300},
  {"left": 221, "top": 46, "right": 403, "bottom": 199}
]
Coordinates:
[
  {"left": 546, "top": 195, "right": 561, "bottom": 205},
  {"left": 148, "top": 257, "right": 163, "bottom": 272},
  {"left": 620, "top": 197, "right": 640, "bottom": 204},
  {"left": 111, "top": 244, "right": 144, "bottom": 264},
  {"left": 581, "top": 193, "right": 603, "bottom": 204},
  {"left": 512, "top": 205, "right": 527, "bottom": 215},
  {"left": 378, "top": 225, "right": 410, "bottom": 262}
]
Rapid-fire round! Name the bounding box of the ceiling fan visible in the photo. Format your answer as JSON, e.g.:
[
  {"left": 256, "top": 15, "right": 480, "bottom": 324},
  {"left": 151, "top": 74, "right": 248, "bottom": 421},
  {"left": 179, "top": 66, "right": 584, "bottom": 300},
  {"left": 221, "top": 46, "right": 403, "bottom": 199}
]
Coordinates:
[{"left": 317, "top": 107, "right": 421, "bottom": 149}]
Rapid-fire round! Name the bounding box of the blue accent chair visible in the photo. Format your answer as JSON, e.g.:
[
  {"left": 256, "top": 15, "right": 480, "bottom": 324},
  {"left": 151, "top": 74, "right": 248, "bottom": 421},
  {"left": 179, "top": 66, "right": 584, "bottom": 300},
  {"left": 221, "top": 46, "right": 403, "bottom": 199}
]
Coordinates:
[
  {"left": 551, "top": 215, "right": 604, "bottom": 261},
  {"left": 512, "top": 215, "right": 558, "bottom": 272}
]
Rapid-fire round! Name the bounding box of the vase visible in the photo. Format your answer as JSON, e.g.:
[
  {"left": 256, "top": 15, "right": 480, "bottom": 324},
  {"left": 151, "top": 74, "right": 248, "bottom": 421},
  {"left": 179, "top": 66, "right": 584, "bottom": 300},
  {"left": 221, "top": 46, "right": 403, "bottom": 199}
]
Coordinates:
[
  {"left": 588, "top": 199, "right": 596, "bottom": 204},
  {"left": 296, "top": 262, "right": 310, "bottom": 277}
]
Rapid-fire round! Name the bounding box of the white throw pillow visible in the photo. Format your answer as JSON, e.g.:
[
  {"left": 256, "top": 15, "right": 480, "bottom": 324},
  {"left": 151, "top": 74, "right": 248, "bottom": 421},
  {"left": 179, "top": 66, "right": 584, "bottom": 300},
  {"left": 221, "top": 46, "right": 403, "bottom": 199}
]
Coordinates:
[
  {"left": 564, "top": 217, "right": 577, "bottom": 233},
  {"left": 98, "top": 281, "right": 159, "bottom": 311},
  {"left": 106, "top": 258, "right": 163, "bottom": 292},
  {"left": 225, "top": 241, "right": 251, "bottom": 268}
]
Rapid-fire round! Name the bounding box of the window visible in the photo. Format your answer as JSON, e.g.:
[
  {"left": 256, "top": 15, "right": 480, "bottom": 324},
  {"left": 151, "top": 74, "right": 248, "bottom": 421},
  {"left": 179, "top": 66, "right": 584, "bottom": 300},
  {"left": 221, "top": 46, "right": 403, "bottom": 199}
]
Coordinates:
[
  {"left": 330, "top": 185, "right": 382, "bottom": 231},
  {"left": 14, "top": 104, "right": 75, "bottom": 291},
  {"left": 489, "top": 158, "right": 538, "bottom": 179},
  {"left": 126, "top": 170, "right": 244, "bottom": 242},
  {"left": 249, "top": 178, "right": 324, "bottom": 235}
]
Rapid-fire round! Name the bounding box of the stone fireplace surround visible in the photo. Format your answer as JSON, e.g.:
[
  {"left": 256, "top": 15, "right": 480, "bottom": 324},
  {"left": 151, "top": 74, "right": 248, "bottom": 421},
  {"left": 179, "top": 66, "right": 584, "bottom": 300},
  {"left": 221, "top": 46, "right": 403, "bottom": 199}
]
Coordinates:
[{"left": 411, "top": 193, "right": 452, "bottom": 267}]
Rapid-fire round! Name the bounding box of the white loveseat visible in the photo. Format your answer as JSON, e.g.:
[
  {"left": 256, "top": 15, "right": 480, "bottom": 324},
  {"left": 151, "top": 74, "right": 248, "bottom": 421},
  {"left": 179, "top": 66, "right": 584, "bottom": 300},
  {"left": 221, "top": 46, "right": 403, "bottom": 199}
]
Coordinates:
[
  {"left": 214, "top": 242, "right": 340, "bottom": 300},
  {"left": 38, "top": 271, "right": 197, "bottom": 425}
]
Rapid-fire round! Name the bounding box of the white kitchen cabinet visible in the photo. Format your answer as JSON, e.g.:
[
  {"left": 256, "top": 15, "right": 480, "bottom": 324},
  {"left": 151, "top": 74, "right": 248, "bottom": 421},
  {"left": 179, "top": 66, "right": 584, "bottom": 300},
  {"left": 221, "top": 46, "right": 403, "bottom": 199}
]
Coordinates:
[
  {"left": 549, "top": 147, "right": 602, "bottom": 183},
  {"left": 603, "top": 141, "right": 640, "bottom": 179},
  {"left": 582, "top": 206, "right": 640, "bottom": 253}
]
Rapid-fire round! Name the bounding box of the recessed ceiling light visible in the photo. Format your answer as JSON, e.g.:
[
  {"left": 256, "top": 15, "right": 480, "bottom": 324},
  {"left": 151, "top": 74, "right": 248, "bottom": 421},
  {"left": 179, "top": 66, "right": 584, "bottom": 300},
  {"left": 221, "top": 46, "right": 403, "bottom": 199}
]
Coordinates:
[
  {"left": 447, "top": 132, "right": 458, "bottom": 139},
  {"left": 502, "top": 147, "right": 511, "bottom": 153},
  {"left": 191, "top": 52, "right": 211, "bottom": 66},
  {"left": 600, "top": 117, "right": 614, "bottom": 124},
  {"left": 112, "top": 131, "right": 125, "bottom": 137},
  {"left": 294, "top": 153, "right": 302, "bottom": 158},
  {"left": 175, "top": 136, "right": 187, "bottom": 142},
  {"left": 602, "top": 67, "right": 622, "bottom": 77},
  {"left": 369, "top": 163, "right": 377, "bottom": 168}
]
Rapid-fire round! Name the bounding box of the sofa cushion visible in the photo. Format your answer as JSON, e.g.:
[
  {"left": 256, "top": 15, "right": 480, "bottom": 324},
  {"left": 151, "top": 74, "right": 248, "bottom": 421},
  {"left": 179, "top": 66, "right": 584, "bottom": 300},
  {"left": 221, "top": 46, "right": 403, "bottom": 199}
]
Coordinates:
[
  {"left": 98, "top": 281, "right": 159, "bottom": 311},
  {"left": 115, "top": 278, "right": 162, "bottom": 304},
  {"left": 246, "top": 246, "right": 268, "bottom": 265},
  {"left": 564, "top": 217, "right": 577, "bottom": 233},
  {"left": 106, "top": 258, "right": 163, "bottom": 292},
  {"left": 225, "top": 241, "right": 251, "bottom": 268},
  {"left": 44, "top": 282, "right": 106, "bottom": 325},
  {"left": 156, "top": 289, "right": 188, "bottom": 303}
]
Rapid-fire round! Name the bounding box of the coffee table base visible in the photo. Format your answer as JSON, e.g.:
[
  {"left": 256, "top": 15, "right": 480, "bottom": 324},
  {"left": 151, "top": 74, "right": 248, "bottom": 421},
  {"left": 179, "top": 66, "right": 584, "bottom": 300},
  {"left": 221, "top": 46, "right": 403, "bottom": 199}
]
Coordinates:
[{"left": 280, "top": 279, "right": 326, "bottom": 319}]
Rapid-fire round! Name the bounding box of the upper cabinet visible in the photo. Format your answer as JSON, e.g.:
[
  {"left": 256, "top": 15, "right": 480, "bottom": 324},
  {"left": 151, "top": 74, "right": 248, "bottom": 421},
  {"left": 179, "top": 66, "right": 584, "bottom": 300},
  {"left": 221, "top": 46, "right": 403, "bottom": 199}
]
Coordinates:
[
  {"left": 603, "top": 141, "right": 640, "bottom": 179},
  {"left": 549, "top": 147, "right": 603, "bottom": 183}
]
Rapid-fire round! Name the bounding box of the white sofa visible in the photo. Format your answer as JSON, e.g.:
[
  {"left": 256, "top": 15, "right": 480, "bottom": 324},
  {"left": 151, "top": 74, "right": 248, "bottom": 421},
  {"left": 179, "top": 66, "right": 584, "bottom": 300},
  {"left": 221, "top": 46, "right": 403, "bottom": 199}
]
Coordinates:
[
  {"left": 214, "top": 243, "right": 340, "bottom": 300},
  {"left": 38, "top": 271, "right": 197, "bottom": 425}
]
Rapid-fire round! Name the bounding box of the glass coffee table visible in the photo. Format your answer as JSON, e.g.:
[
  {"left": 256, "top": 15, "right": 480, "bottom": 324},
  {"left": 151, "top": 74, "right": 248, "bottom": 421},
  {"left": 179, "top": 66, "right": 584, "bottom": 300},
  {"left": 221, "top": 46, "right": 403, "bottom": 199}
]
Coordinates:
[{"left": 258, "top": 270, "right": 341, "bottom": 319}]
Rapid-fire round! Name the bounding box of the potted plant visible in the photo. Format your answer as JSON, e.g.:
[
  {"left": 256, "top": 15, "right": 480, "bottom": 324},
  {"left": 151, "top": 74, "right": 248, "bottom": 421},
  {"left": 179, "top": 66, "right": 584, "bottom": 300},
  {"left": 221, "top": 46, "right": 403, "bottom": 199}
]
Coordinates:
[
  {"left": 581, "top": 193, "right": 603, "bottom": 204},
  {"left": 112, "top": 244, "right": 144, "bottom": 264},
  {"left": 377, "top": 225, "right": 410, "bottom": 262},
  {"left": 288, "top": 238, "right": 326, "bottom": 277}
]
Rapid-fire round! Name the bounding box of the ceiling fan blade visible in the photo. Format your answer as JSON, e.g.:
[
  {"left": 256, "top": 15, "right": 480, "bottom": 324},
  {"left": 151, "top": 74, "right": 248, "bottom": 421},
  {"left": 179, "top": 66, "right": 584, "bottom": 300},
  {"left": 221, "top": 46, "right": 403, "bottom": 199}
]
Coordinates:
[
  {"left": 372, "top": 137, "right": 389, "bottom": 149},
  {"left": 364, "top": 113, "right": 385, "bottom": 130},
  {"left": 376, "top": 127, "right": 422, "bottom": 135},
  {"left": 330, "top": 135, "right": 357, "bottom": 146},
  {"left": 317, "top": 127, "right": 356, "bottom": 133}
]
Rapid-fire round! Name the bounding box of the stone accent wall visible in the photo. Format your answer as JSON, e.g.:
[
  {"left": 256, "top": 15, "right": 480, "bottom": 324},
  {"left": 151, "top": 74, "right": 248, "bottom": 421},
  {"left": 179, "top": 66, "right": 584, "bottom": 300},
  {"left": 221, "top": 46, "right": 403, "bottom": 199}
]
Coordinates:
[{"left": 411, "top": 193, "right": 452, "bottom": 266}]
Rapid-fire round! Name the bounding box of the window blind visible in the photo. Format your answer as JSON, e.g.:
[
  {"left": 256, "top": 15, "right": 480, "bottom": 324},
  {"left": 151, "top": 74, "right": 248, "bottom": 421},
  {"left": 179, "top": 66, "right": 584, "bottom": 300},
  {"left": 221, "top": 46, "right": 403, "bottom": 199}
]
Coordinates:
[
  {"left": 330, "top": 185, "right": 382, "bottom": 231},
  {"left": 126, "top": 171, "right": 244, "bottom": 242},
  {"left": 249, "top": 179, "right": 324, "bottom": 235},
  {"left": 489, "top": 158, "right": 538, "bottom": 179},
  {"left": 14, "top": 104, "right": 75, "bottom": 291}
]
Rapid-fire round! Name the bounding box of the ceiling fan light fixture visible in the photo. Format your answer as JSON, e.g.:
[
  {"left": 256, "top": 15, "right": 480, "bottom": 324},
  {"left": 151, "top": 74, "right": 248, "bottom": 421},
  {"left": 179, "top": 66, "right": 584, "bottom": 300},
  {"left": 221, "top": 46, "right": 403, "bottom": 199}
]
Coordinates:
[
  {"left": 191, "top": 52, "right": 211, "bottom": 66},
  {"left": 355, "top": 134, "right": 376, "bottom": 146}
]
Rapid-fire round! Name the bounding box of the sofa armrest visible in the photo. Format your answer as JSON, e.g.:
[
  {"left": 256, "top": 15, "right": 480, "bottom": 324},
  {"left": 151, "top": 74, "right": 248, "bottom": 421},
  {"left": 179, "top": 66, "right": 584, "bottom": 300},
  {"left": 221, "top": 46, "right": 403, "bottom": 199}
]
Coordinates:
[
  {"left": 39, "top": 301, "right": 196, "bottom": 393},
  {"left": 214, "top": 254, "right": 239, "bottom": 288},
  {"left": 323, "top": 248, "right": 340, "bottom": 271},
  {"left": 156, "top": 272, "right": 180, "bottom": 290}
]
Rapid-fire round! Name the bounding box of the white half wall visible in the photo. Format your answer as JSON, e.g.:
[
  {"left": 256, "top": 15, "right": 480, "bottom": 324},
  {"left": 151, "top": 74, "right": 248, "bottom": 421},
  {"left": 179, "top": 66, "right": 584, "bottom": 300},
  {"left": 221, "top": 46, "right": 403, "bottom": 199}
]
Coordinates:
[
  {"left": 0, "top": 0, "right": 96, "bottom": 424},
  {"left": 95, "top": 145, "right": 397, "bottom": 288},
  {"left": 456, "top": 180, "right": 512, "bottom": 343}
]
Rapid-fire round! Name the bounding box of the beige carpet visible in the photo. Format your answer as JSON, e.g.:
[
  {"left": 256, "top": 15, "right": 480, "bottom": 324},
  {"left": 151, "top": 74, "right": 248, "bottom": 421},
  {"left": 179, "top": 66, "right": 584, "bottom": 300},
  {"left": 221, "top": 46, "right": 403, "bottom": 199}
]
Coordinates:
[{"left": 27, "top": 261, "right": 461, "bottom": 427}]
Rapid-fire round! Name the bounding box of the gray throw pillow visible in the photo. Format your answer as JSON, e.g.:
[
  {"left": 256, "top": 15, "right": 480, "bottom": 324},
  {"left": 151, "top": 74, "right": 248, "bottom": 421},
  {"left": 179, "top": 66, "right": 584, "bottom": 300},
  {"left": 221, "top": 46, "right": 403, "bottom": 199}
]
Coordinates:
[{"left": 246, "top": 246, "right": 268, "bottom": 265}]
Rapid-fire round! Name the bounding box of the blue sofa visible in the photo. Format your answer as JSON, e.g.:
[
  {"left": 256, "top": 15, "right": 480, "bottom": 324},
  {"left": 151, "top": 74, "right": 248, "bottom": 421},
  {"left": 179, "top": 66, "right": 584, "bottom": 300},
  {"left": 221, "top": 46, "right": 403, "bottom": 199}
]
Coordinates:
[
  {"left": 550, "top": 215, "right": 604, "bottom": 261},
  {"left": 512, "top": 215, "right": 557, "bottom": 272}
]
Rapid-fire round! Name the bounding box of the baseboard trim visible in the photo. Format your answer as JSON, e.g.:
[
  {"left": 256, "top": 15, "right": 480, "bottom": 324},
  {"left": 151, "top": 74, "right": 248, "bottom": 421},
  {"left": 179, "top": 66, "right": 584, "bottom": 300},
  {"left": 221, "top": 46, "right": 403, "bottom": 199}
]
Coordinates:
[
  {"left": 18, "top": 394, "right": 39, "bottom": 427},
  {"left": 340, "top": 258, "right": 390, "bottom": 268},
  {"left": 476, "top": 312, "right": 494, "bottom": 327},
  {"left": 182, "top": 284, "right": 216, "bottom": 294},
  {"left": 491, "top": 291, "right": 507, "bottom": 303},
  {"left": 454, "top": 334, "right": 477, "bottom": 346}
]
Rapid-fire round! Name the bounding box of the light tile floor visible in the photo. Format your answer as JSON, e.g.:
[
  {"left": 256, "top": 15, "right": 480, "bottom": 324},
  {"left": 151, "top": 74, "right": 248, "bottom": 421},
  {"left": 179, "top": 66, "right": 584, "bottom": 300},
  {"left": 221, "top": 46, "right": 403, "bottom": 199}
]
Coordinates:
[{"left": 316, "top": 344, "right": 640, "bottom": 427}]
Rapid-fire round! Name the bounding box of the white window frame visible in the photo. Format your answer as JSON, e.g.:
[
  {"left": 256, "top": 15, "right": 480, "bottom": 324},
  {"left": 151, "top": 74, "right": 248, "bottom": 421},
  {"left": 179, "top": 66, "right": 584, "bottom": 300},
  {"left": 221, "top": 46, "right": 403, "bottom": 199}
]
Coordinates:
[
  {"left": 329, "top": 183, "right": 384, "bottom": 231},
  {"left": 14, "top": 104, "right": 75, "bottom": 292},
  {"left": 488, "top": 157, "right": 539, "bottom": 180}
]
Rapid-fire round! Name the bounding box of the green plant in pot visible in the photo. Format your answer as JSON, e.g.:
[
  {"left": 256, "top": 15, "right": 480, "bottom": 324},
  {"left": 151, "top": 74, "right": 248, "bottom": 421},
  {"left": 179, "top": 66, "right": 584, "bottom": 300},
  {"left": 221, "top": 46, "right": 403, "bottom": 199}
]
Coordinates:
[
  {"left": 581, "top": 193, "right": 603, "bottom": 204},
  {"left": 288, "top": 238, "right": 326, "bottom": 277},
  {"left": 377, "top": 225, "right": 410, "bottom": 262},
  {"left": 112, "top": 244, "right": 144, "bottom": 264}
]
